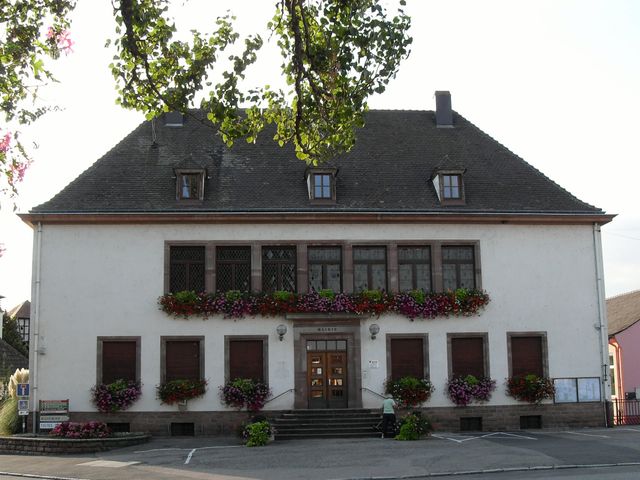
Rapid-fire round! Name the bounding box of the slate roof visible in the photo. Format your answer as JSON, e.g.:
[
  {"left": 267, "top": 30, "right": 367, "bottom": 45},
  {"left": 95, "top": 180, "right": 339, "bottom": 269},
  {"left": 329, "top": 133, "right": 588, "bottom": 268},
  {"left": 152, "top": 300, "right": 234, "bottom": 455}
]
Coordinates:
[
  {"left": 607, "top": 290, "right": 640, "bottom": 337},
  {"left": 31, "top": 110, "right": 606, "bottom": 215}
]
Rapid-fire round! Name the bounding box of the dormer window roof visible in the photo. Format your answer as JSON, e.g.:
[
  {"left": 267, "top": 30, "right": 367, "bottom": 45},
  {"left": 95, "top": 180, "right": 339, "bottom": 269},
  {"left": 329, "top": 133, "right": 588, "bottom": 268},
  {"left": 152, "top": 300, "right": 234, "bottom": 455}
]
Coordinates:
[
  {"left": 175, "top": 168, "right": 206, "bottom": 201},
  {"left": 432, "top": 166, "right": 466, "bottom": 205},
  {"left": 306, "top": 167, "right": 337, "bottom": 204}
]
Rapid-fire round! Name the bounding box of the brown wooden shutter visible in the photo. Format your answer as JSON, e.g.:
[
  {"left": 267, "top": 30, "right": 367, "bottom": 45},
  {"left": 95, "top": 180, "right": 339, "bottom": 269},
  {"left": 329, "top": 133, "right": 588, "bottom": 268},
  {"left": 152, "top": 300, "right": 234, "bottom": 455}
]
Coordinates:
[
  {"left": 390, "top": 338, "right": 424, "bottom": 380},
  {"left": 102, "top": 341, "right": 137, "bottom": 384},
  {"left": 165, "top": 340, "right": 200, "bottom": 381},
  {"left": 229, "top": 340, "right": 264, "bottom": 382},
  {"left": 451, "top": 337, "right": 485, "bottom": 378},
  {"left": 511, "top": 336, "right": 543, "bottom": 377}
]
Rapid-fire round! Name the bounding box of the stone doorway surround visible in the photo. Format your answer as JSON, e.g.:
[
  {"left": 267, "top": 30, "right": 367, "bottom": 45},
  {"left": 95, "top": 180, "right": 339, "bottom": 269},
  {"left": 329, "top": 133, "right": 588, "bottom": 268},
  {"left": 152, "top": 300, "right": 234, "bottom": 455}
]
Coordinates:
[{"left": 288, "top": 313, "right": 367, "bottom": 409}]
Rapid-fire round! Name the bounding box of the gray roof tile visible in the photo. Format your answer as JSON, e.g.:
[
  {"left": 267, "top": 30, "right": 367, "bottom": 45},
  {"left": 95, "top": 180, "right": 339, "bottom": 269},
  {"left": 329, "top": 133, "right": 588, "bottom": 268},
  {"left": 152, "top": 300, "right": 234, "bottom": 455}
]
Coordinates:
[{"left": 32, "top": 110, "right": 604, "bottom": 215}]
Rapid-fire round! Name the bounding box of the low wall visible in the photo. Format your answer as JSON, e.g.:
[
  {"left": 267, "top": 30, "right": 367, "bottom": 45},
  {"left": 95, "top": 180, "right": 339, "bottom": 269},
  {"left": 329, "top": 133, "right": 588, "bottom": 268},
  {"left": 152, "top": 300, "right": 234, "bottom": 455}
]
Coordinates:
[{"left": 0, "top": 434, "right": 151, "bottom": 455}]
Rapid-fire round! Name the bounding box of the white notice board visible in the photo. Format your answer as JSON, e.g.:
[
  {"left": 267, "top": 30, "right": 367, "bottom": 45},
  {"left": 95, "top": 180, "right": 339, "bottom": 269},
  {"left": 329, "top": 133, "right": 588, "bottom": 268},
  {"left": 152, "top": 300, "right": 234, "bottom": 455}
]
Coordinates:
[
  {"left": 577, "top": 378, "right": 601, "bottom": 402},
  {"left": 554, "top": 378, "right": 578, "bottom": 403}
]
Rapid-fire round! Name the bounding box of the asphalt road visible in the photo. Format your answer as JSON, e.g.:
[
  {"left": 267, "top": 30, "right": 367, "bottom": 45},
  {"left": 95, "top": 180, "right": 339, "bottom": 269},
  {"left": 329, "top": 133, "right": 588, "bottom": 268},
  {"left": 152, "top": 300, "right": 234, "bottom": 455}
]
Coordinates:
[{"left": 1, "top": 427, "right": 640, "bottom": 480}]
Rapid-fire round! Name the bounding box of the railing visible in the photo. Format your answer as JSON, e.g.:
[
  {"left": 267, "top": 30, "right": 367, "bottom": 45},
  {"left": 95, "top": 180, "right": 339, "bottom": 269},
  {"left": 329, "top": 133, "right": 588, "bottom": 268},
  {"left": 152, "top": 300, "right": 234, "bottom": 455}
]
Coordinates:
[
  {"left": 361, "top": 387, "right": 387, "bottom": 400},
  {"left": 265, "top": 388, "right": 294, "bottom": 404},
  {"left": 612, "top": 398, "right": 640, "bottom": 425}
]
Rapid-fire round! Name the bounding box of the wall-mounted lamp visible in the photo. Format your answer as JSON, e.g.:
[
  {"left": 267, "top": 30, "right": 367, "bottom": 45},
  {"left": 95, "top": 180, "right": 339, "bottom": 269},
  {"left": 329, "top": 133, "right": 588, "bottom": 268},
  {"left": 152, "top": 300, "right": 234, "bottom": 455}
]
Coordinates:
[
  {"left": 369, "top": 323, "right": 380, "bottom": 340},
  {"left": 276, "top": 324, "right": 288, "bottom": 341}
]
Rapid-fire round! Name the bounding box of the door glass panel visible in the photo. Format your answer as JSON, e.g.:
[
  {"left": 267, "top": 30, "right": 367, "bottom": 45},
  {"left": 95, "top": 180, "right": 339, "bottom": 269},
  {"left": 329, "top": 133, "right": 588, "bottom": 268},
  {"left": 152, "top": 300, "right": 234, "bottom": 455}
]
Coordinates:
[
  {"left": 332, "top": 390, "right": 343, "bottom": 397},
  {"left": 332, "top": 367, "right": 343, "bottom": 375},
  {"left": 311, "top": 356, "right": 321, "bottom": 364},
  {"left": 311, "top": 379, "right": 323, "bottom": 386},
  {"left": 331, "top": 354, "right": 343, "bottom": 362},
  {"left": 311, "top": 391, "right": 323, "bottom": 398},
  {"left": 330, "top": 379, "right": 343, "bottom": 386},
  {"left": 312, "top": 367, "right": 322, "bottom": 375}
]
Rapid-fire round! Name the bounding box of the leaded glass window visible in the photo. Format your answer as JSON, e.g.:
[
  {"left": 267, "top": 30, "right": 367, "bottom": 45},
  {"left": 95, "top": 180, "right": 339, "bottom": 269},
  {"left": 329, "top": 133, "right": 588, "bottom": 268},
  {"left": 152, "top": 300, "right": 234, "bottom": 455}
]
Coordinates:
[
  {"left": 216, "top": 246, "right": 251, "bottom": 292},
  {"left": 262, "top": 246, "right": 297, "bottom": 292},
  {"left": 398, "top": 246, "right": 431, "bottom": 291},
  {"left": 353, "top": 246, "right": 386, "bottom": 292},
  {"left": 170, "top": 246, "right": 205, "bottom": 293},
  {"left": 442, "top": 246, "right": 475, "bottom": 290},
  {"left": 308, "top": 247, "right": 341, "bottom": 292}
]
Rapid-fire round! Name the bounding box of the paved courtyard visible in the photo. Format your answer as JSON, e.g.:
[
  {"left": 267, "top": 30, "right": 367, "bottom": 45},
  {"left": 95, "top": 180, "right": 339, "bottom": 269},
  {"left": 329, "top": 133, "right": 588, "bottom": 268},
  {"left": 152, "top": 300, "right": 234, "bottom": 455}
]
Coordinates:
[{"left": 1, "top": 428, "right": 640, "bottom": 480}]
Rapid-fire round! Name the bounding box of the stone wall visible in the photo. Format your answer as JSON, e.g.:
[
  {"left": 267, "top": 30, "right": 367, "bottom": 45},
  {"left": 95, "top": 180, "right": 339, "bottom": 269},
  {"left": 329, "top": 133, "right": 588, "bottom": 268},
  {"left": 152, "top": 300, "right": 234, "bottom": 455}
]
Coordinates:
[
  {"left": 66, "top": 403, "right": 605, "bottom": 436},
  {"left": 0, "top": 434, "right": 150, "bottom": 455}
]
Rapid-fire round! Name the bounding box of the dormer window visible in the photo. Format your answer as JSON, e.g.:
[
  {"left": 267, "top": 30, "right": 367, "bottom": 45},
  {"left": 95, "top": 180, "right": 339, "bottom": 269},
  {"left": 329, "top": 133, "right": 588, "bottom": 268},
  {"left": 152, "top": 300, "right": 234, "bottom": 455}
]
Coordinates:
[
  {"left": 442, "top": 174, "right": 462, "bottom": 199},
  {"left": 313, "top": 174, "right": 332, "bottom": 199},
  {"left": 175, "top": 169, "right": 205, "bottom": 201},
  {"left": 432, "top": 167, "right": 466, "bottom": 205},
  {"left": 306, "top": 167, "right": 337, "bottom": 204}
]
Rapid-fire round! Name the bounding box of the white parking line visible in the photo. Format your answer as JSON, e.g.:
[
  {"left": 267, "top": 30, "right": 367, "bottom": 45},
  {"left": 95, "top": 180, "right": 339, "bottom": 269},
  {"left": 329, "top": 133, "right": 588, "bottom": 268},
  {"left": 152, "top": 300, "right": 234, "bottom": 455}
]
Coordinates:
[
  {"left": 184, "top": 448, "right": 197, "bottom": 465},
  {"left": 619, "top": 427, "right": 640, "bottom": 433},
  {"left": 432, "top": 432, "right": 537, "bottom": 443},
  {"left": 133, "top": 447, "right": 189, "bottom": 453},
  {"left": 564, "top": 431, "right": 610, "bottom": 438}
]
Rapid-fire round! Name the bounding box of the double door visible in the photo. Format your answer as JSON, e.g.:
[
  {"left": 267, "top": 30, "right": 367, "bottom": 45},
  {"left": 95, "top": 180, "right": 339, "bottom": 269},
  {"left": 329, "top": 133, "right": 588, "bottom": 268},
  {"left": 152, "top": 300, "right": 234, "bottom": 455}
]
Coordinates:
[{"left": 307, "top": 339, "right": 347, "bottom": 408}]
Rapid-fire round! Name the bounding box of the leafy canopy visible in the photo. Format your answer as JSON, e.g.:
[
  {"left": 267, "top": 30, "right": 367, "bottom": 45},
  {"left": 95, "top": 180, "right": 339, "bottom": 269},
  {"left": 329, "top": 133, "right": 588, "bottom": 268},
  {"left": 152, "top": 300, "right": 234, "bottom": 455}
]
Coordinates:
[{"left": 0, "top": 0, "right": 412, "bottom": 199}]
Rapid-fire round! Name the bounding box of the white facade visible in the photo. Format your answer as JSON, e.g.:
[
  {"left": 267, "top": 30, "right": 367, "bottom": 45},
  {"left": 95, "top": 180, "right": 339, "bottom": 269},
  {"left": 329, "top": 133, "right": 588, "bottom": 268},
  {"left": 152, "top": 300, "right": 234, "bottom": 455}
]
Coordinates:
[{"left": 29, "top": 221, "right": 609, "bottom": 414}]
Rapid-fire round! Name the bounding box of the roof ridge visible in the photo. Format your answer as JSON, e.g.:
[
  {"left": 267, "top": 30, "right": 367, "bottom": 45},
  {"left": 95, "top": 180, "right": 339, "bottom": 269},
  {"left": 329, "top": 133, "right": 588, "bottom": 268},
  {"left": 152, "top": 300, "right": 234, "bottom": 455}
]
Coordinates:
[{"left": 607, "top": 289, "right": 640, "bottom": 301}]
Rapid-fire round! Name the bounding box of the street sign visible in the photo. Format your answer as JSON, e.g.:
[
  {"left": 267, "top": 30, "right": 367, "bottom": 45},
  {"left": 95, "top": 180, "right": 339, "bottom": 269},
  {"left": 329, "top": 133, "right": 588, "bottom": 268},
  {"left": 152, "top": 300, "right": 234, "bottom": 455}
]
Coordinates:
[
  {"left": 39, "top": 422, "right": 61, "bottom": 429},
  {"left": 39, "top": 399, "right": 69, "bottom": 414},
  {"left": 39, "top": 415, "right": 69, "bottom": 422},
  {"left": 17, "top": 399, "right": 29, "bottom": 410},
  {"left": 18, "top": 410, "right": 29, "bottom": 416},
  {"left": 17, "top": 383, "right": 29, "bottom": 397}
]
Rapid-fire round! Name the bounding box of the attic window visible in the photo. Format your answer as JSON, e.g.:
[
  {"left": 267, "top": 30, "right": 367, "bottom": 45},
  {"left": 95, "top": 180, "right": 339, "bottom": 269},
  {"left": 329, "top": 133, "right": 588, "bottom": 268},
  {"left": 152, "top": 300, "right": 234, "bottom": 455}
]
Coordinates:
[
  {"left": 442, "top": 174, "right": 461, "bottom": 199},
  {"left": 306, "top": 168, "right": 337, "bottom": 203},
  {"left": 175, "top": 169, "right": 205, "bottom": 201},
  {"left": 432, "top": 168, "right": 466, "bottom": 205}
]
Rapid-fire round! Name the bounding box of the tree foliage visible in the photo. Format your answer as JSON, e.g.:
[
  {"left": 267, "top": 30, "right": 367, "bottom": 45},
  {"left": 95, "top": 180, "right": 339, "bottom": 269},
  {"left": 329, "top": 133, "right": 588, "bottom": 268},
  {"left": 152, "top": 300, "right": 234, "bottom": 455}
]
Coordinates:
[
  {"left": 2, "top": 312, "right": 28, "bottom": 357},
  {"left": 0, "top": 0, "right": 412, "bottom": 198}
]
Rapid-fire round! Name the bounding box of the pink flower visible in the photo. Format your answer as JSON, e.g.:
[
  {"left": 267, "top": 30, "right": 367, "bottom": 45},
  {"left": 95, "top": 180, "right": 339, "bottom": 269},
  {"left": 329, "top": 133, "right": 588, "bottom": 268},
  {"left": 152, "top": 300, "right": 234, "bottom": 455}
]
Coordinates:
[
  {"left": 47, "top": 27, "right": 74, "bottom": 54},
  {"left": 0, "top": 132, "right": 11, "bottom": 153}
]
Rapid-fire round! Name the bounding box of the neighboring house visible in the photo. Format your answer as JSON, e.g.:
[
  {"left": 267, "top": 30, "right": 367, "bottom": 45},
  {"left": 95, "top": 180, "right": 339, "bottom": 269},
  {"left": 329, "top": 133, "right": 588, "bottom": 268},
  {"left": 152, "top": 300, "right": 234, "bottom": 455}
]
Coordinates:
[
  {"left": 19, "top": 91, "right": 613, "bottom": 434},
  {"left": 7, "top": 300, "right": 30, "bottom": 349},
  {"left": 608, "top": 290, "right": 640, "bottom": 400}
]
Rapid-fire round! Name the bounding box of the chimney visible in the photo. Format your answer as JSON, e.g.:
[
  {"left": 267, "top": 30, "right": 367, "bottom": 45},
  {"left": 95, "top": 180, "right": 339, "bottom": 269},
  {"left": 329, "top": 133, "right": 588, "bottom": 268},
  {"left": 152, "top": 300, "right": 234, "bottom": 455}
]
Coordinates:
[{"left": 435, "top": 91, "right": 453, "bottom": 128}]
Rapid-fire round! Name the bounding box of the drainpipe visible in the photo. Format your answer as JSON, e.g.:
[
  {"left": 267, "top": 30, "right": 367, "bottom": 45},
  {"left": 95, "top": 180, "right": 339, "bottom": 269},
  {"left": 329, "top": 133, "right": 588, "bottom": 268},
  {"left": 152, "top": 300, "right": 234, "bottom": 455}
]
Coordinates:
[
  {"left": 592, "top": 223, "right": 609, "bottom": 426},
  {"left": 31, "top": 222, "right": 43, "bottom": 434}
]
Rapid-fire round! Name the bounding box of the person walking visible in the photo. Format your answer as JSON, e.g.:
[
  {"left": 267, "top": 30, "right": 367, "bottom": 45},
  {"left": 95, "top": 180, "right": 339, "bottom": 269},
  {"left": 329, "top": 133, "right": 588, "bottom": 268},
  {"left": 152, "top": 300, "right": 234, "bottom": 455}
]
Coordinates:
[{"left": 381, "top": 394, "right": 397, "bottom": 438}]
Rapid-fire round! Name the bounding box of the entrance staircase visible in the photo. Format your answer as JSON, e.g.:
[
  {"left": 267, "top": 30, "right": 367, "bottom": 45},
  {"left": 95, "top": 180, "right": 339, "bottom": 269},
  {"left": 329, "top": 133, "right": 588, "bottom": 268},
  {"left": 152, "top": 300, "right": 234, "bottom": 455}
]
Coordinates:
[{"left": 273, "top": 409, "right": 381, "bottom": 440}]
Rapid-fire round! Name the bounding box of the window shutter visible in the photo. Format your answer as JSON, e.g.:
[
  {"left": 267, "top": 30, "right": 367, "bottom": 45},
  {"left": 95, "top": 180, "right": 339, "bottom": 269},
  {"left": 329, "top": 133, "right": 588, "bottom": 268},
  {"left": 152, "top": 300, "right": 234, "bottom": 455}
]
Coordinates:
[
  {"left": 165, "top": 341, "right": 200, "bottom": 381},
  {"left": 102, "top": 341, "right": 137, "bottom": 384},
  {"left": 511, "top": 337, "right": 543, "bottom": 377},
  {"left": 451, "top": 337, "right": 485, "bottom": 378},
  {"left": 390, "top": 338, "right": 424, "bottom": 380},
  {"left": 229, "top": 340, "right": 264, "bottom": 382}
]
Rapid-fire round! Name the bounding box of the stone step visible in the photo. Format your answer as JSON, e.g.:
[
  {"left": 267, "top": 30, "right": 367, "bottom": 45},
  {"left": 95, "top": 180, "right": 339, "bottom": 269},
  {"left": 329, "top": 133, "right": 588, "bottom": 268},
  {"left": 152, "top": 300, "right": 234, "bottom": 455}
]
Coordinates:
[
  {"left": 276, "top": 431, "right": 381, "bottom": 440},
  {"left": 275, "top": 418, "right": 378, "bottom": 426},
  {"left": 275, "top": 422, "right": 378, "bottom": 431},
  {"left": 277, "top": 414, "right": 380, "bottom": 421}
]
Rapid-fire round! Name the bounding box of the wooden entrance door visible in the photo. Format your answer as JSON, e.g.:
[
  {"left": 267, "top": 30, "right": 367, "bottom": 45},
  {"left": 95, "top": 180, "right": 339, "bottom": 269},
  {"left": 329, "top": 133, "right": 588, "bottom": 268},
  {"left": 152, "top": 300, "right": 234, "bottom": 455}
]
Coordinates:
[{"left": 306, "top": 340, "right": 347, "bottom": 408}]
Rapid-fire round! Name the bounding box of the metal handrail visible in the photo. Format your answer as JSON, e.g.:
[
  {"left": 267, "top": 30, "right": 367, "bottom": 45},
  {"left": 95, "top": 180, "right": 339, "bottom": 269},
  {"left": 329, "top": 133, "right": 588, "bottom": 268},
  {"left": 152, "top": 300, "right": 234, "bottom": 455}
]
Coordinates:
[
  {"left": 265, "top": 388, "right": 294, "bottom": 404},
  {"left": 361, "top": 387, "right": 386, "bottom": 400}
]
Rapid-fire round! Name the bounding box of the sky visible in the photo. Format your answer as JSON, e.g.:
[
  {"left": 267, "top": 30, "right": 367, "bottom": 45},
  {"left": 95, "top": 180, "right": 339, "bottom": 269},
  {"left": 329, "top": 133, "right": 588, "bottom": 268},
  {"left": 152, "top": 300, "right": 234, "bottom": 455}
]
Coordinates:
[{"left": 1, "top": 0, "right": 639, "bottom": 311}]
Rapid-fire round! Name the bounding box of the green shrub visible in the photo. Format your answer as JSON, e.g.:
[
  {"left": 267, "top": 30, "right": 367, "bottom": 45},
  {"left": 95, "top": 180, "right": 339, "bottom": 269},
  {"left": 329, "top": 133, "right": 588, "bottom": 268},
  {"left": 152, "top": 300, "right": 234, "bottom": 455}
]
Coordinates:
[
  {"left": 395, "top": 412, "right": 432, "bottom": 441},
  {"left": 408, "top": 289, "right": 425, "bottom": 304},
  {"left": 243, "top": 420, "right": 272, "bottom": 447},
  {"left": 272, "top": 290, "right": 294, "bottom": 302},
  {"left": 360, "top": 289, "right": 383, "bottom": 302},
  {"left": 318, "top": 289, "right": 335, "bottom": 299}
]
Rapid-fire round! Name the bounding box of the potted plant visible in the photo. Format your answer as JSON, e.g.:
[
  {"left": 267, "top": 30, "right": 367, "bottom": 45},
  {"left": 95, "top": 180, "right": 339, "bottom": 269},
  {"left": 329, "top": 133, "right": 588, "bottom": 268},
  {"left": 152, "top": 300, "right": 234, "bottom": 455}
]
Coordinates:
[
  {"left": 220, "top": 378, "right": 272, "bottom": 412},
  {"left": 91, "top": 379, "right": 142, "bottom": 413},
  {"left": 394, "top": 411, "right": 432, "bottom": 441},
  {"left": 446, "top": 375, "right": 496, "bottom": 407},
  {"left": 507, "top": 374, "right": 555, "bottom": 404},
  {"left": 384, "top": 376, "right": 435, "bottom": 408},
  {"left": 156, "top": 378, "right": 207, "bottom": 406}
]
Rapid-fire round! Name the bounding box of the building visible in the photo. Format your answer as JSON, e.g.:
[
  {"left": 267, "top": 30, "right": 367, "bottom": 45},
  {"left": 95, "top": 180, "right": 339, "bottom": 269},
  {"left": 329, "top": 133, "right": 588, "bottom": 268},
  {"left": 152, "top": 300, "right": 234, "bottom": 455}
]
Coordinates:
[
  {"left": 608, "top": 290, "right": 640, "bottom": 400},
  {"left": 7, "top": 300, "right": 30, "bottom": 350},
  {"left": 20, "top": 91, "right": 613, "bottom": 434}
]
